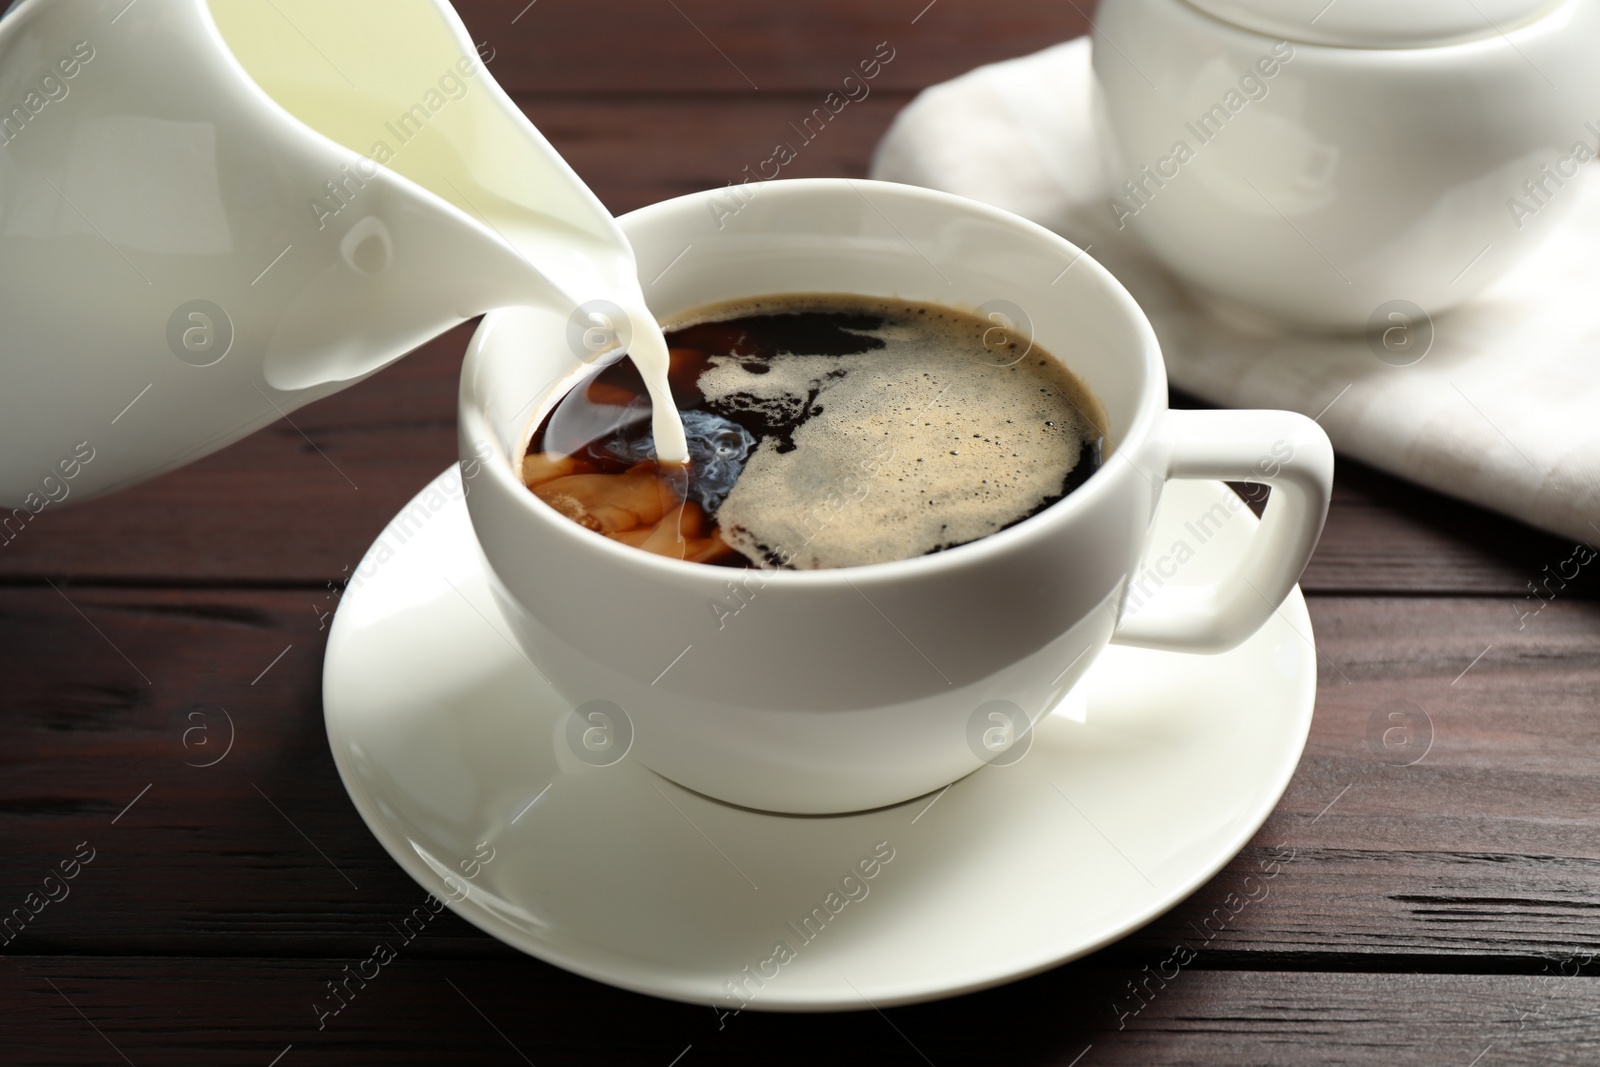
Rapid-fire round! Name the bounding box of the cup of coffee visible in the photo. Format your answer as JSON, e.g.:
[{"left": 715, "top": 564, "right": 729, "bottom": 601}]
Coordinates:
[{"left": 459, "top": 178, "right": 1333, "bottom": 814}]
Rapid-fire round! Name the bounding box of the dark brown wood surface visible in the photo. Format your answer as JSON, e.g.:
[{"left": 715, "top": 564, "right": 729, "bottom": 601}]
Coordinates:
[{"left": 5, "top": 2, "right": 1599, "bottom": 1064}]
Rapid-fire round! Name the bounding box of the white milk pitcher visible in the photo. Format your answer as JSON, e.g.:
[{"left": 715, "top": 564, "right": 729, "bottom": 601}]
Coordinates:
[{"left": 0, "top": 0, "right": 682, "bottom": 510}]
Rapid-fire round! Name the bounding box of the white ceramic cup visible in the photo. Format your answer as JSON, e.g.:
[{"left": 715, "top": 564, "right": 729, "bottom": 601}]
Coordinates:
[
  {"left": 460, "top": 178, "right": 1333, "bottom": 814},
  {"left": 1092, "top": 0, "right": 1600, "bottom": 329}
]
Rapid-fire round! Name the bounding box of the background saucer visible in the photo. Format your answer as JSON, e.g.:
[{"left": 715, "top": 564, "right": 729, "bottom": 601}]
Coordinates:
[{"left": 324, "top": 469, "right": 1316, "bottom": 1010}]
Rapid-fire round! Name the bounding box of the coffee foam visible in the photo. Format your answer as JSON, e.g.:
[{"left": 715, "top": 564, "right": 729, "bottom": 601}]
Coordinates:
[{"left": 667, "top": 296, "right": 1107, "bottom": 569}]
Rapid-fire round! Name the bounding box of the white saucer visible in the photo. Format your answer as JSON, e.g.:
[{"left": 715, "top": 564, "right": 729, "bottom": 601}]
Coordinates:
[{"left": 324, "top": 469, "right": 1316, "bottom": 1011}]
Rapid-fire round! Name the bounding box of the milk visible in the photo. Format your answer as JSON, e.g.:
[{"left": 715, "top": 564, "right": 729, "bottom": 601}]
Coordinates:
[{"left": 205, "top": 0, "right": 688, "bottom": 462}]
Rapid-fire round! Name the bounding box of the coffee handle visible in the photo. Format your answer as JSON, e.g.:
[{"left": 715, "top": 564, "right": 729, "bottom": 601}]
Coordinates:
[{"left": 1110, "top": 409, "right": 1334, "bottom": 654}]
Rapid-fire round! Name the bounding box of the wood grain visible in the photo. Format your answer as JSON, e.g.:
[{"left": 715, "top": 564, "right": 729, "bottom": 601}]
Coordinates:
[
  {"left": 4, "top": 955, "right": 1598, "bottom": 1066},
  {"left": 3, "top": 2, "right": 1595, "bottom": 1060},
  {"left": 451, "top": 0, "right": 1091, "bottom": 93},
  {"left": 5, "top": 589, "right": 1599, "bottom": 963}
]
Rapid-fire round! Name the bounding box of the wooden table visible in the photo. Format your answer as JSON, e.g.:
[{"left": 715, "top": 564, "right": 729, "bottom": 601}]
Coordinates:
[{"left": 5, "top": 2, "right": 1599, "bottom": 1063}]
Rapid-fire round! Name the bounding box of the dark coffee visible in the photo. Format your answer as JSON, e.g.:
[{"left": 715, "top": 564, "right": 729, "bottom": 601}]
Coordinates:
[{"left": 522, "top": 295, "right": 1107, "bottom": 569}]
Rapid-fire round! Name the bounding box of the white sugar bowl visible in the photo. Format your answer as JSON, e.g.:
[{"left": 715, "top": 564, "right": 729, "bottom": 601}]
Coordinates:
[{"left": 1093, "top": 0, "right": 1600, "bottom": 329}]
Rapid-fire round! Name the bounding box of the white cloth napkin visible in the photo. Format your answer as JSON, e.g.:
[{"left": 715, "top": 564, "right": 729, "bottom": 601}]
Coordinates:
[{"left": 870, "top": 38, "right": 1600, "bottom": 547}]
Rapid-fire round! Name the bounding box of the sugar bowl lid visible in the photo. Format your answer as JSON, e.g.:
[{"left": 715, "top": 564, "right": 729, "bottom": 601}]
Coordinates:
[{"left": 1182, "top": 0, "right": 1563, "bottom": 47}]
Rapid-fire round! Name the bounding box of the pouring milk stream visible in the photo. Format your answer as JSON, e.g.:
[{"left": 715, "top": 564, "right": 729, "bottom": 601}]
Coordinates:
[{"left": 0, "top": 0, "right": 686, "bottom": 516}]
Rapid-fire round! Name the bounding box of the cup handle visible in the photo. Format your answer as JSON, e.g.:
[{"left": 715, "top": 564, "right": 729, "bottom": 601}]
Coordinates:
[{"left": 1109, "top": 409, "right": 1334, "bottom": 654}]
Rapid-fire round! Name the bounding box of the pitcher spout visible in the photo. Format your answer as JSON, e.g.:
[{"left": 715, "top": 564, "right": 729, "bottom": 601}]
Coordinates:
[{"left": 258, "top": 175, "right": 575, "bottom": 393}]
